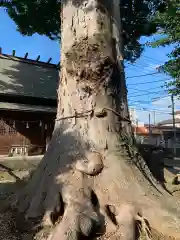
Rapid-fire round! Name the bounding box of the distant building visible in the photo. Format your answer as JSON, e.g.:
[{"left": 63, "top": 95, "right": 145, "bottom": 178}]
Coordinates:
[
  {"left": 156, "top": 116, "right": 180, "bottom": 153},
  {"left": 129, "top": 107, "right": 137, "bottom": 125},
  {"left": 174, "top": 110, "right": 180, "bottom": 120},
  {"left": 0, "top": 52, "right": 59, "bottom": 156},
  {"left": 129, "top": 108, "right": 180, "bottom": 155},
  {"left": 157, "top": 119, "right": 180, "bottom": 128}
]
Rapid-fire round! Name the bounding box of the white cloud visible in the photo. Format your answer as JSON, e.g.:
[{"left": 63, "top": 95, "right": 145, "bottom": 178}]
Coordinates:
[
  {"left": 131, "top": 96, "right": 180, "bottom": 124},
  {"left": 152, "top": 96, "right": 180, "bottom": 109},
  {"left": 135, "top": 109, "right": 170, "bottom": 124}
]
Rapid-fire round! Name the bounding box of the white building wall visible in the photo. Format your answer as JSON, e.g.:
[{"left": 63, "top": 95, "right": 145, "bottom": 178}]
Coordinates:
[
  {"left": 129, "top": 108, "right": 137, "bottom": 125},
  {"left": 175, "top": 114, "right": 180, "bottom": 119}
]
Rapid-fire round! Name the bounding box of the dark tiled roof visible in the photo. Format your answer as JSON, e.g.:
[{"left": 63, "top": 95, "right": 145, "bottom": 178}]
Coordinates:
[{"left": 0, "top": 54, "right": 59, "bottom": 100}]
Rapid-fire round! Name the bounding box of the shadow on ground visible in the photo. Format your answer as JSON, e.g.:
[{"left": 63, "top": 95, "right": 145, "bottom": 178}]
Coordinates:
[
  {"left": 0, "top": 180, "right": 26, "bottom": 240},
  {"left": 0, "top": 169, "right": 36, "bottom": 239}
]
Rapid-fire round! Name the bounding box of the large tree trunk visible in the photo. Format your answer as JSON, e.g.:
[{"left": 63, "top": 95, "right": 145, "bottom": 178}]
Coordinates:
[{"left": 13, "top": 0, "right": 180, "bottom": 239}]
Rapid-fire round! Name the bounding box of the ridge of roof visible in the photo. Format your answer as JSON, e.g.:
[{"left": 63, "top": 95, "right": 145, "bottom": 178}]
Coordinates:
[{"left": 0, "top": 49, "right": 60, "bottom": 69}]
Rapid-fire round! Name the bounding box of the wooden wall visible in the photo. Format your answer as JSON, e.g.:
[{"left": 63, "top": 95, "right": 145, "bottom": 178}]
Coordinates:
[
  {"left": 0, "top": 114, "right": 54, "bottom": 156},
  {"left": 0, "top": 120, "right": 28, "bottom": 155}
]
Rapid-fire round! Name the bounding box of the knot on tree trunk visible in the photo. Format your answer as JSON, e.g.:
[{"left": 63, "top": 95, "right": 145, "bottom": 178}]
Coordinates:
[
  {"left": 75, "top": 151, "right": 104, "bottom": 176},
  {"left": 65, "top": 35, "right": 115, "bottom": 91}
]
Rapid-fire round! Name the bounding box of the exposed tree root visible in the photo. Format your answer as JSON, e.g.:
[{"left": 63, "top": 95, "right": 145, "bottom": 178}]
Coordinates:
[
  {"left": 42, "top": 172, "right": 103, "bottom": 239},
  {"left": 0, "top": 163, "right": 21, "bottom": 181},
  {"left": 172, "top": 175, "right": 180, "bottom": 185},
  {"left": 136, "top": 213, "right": 152, "bottom": 240},
  {"left": 12, "top": 147, "right": 180, "bottom": 240},
  {"left": 101, "top": 203, "right": 152, "bottom": 240}
]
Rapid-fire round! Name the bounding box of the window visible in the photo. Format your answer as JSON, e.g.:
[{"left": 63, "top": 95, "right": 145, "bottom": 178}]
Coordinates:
[
  {"left": 0, "top": 125, "right": 6, "bottom": 135},
  {"left": 8, "top": 121, "right": 17, "bottom": 135},
  {"left": 9, "top": 127, "right": 17, "bottom": 135}
]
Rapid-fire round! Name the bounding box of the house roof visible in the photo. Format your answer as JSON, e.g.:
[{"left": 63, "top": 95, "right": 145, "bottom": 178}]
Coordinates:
[
  {"left": 157, "top": 118, "right": 180, "bottom": 126},
  {"left": 0, "top": 53, "right": 59, "bottom": 100},
  {"left": 134, "top": 126, "right": 148, "bottom": 134},
  {"left": 132, "top": 126, "right": 162, "bottom": 135},
  {"left": 175, "top": 110, "right": 180, "bottom": 115}
]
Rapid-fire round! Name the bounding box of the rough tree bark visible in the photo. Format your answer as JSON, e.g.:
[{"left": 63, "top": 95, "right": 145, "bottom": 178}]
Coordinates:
[{"left": 13, "top": 0, "right": 180, "bottom": 239}]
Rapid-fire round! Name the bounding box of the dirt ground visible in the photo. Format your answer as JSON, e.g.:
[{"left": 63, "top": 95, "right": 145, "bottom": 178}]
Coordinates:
[
  {"left": 0, "top": 166, "right": 179, "bottom": 240},
  {"left": 0, "top": 170, "right": 34, "bottom": 240}
]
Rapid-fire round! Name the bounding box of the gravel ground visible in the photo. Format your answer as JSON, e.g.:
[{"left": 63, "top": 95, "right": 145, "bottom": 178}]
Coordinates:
[
  {"left": 0, "top": 170, "right": 32, "bottom": 240},
  {"left": 0, "top": 211, "right": 19, "bottom": 240}
]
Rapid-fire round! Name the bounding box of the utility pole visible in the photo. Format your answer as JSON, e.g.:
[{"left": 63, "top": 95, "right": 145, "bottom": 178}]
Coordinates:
[
  {"left": 148, "top": 113, "right": 152, "bottom": 144},
  {"left": 153, "top": 111, "right": 156, "bottom": 125},
  {"left": 134, "top": 118, "right": 138, "bottom": 137},
  {"left": 171, "top": 94, "right": 176, "bottom": 156},
  {"left": 148, "top": 113, "right": 151, "bottom": 136}
]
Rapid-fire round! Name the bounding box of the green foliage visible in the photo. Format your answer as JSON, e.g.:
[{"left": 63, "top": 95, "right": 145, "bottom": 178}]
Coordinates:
[
  {"left": 151, "top": 0, "right": 180, "bottom": 96},
  {"left": 121, "top": 0, "right": 158, "bottom": 62},
  {"left": 2, "top": 0, "right": 61, "bottom": 40},
  {"left": 1, "top": 0, "right": 162, "bottom": 62}
]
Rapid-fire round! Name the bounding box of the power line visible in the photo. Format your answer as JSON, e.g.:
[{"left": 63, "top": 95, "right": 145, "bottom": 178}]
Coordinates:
[
  {"left": 129, "top": 96, "right": 172, "bottom": 104},
  {"left": 126, "top": 61, "right": 160, "bottom": 71},
  {"left": 129, "top": 99, "right": 158, "bottom": 104},
  {"left": 142, "top": 55, "right": 163, "bottom": 63},
  {"left": 129, "top": 95, "right": 172, "bottom": 104},
  {"left": 126, "top": 63, "right": 154, "bottom": 69},
  {"left": 127, "top": 78, "right": 172, "bottom": 86},
  {"left": 126, "top": 71, "right": 161, "bottom": 79},
  {"left": 128, "top": 100, "right": 152, "bottom": 104},
  {"left": 151, "top": 94, "right": 172, "bottom": 102},
  {"left": 129, "top": 106, "right": 171, "bottom": 114},
  {"left": 130, "top": 109, "right": 171, "bottom": 115},
  {"left": 125, "top": 64, "right": 147, "bottom": 70},
  {"left": 128, "top": 90, "right": 168, "bottom": 98},
  {"left": 139, "top": 59, "right": 162, "bottom": 68},
  {"left": 128, "top": 86, "right": 164, "bottom": 93},
  {"left": 129, "top": 102, "right": 171, "bottom": 110}
]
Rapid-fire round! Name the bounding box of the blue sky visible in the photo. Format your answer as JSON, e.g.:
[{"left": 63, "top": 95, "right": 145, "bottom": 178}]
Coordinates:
[
  {"left": 0, "top": 9, "right": 60, "bottom": 63},
  {"left": 125, "top": 37, "right": 180, "bottom": 124},
  {"left": 0, "top": 8, "right": 179, "bottom": 124}
]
